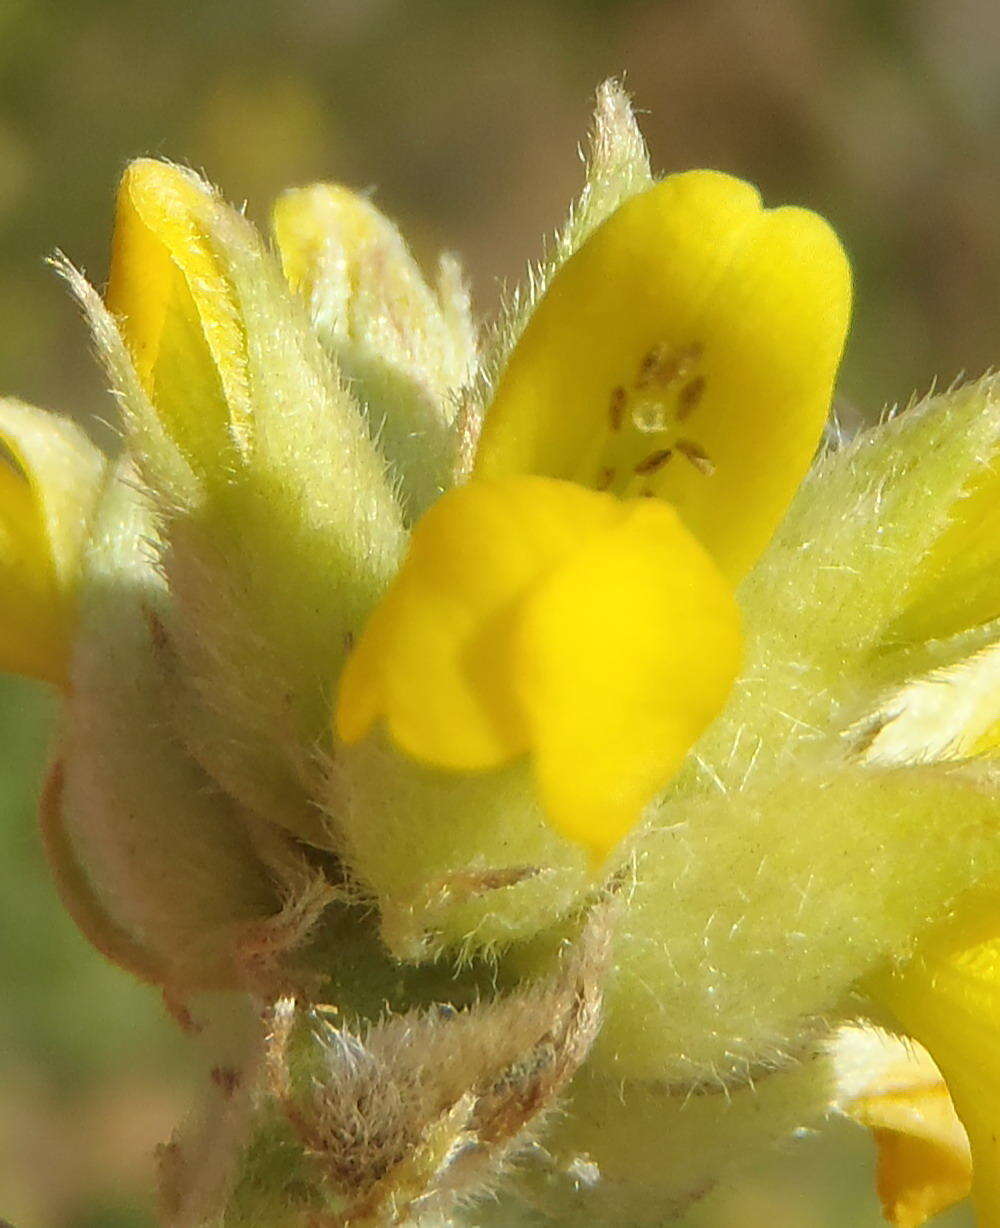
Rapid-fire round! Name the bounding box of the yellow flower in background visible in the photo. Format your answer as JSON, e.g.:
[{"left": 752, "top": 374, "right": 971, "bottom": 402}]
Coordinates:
[
  {"left": 845, "top": 647, "right": 1000, "bottom": 1224},
  {"left": 0, "top": 399, "right": 105, "bottom": 684},
  {"left": 837, "top": 1026, "right": 973, "bottom": 1228},
  {"left": 864, "top": 899, "right": 1000, "bottom": 1226},
  {"left": 336, "top": 170, "right": 851, "bottom": 859}
]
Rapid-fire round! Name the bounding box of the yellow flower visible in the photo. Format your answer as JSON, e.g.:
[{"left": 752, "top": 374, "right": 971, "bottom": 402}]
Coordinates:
[
  {"left": 0, "top": 399, "right": 105, "bottom": 684},
  {"left": 335, "top": 170, "right": 851, "bottom": 859},
  {"left": 837, "top": 1027, "right": 972, "bottom": 1228},
  {"left": 106, "top": 158, "right": 253, "bottom": 468},
  {"left": 860, "top": 898, "right": 1000, "bottom": 1226},
  {"left": 844, "top": 645, "right": 1000, "bottom": 1225}
]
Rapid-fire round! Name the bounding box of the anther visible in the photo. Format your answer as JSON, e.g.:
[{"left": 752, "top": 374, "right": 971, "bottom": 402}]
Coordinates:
[
  {"left": 676, "top": 438, "right": 715, "bottom": 476},
  {"left": 635, "top": 343, "right": 672, "bottom": 388},
  {"left": 636, "top": 341, "right": 703, "bottom": 390},
  {"left": 608, "top": 386, "right": 627, "bottom": 431},
  {"left": 634, "top": 448, "right": 673, "bottom": 475},
  {"left": 676, "top": 376, "right": 706, "bottom": 419}
]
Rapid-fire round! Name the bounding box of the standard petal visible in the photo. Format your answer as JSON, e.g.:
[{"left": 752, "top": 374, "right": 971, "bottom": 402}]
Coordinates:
[
  {"left": 0, "top": 398, "right": 105, "bottom": 683},
  {"left": 514, "top": 497, "right": 741, "bottom": 857},
  {"left": 476, "top": 170, "right": 851, "bottom": 579},
  {"left": 456, "top": 79, "right": 654, "bottom": 479}
]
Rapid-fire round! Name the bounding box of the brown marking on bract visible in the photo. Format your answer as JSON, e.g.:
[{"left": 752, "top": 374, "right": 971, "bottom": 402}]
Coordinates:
[
  {"left": 210, "top": 1066, "right": 241, "bottom": 1098},
  {"left": 155, "top": 1139, "right": 185, "bottom": 1222},
  {"left": 142, "top": 603, "right": 170, "bottom": 655},
  {"left": 265, "top": 904, "right": 615, "bottom": 1224},
  {"left": 163, "top": 991, "right": 202, "bottom": 1035},
  {"left": 37, "top": 760, "right": 171, "bottom": 989},
  {"left": 847, "top": 711, "right": 897, "bottom": 760},
  {"left": 596, "top": 466, "right": 616, "bottom": 491},
  {"left": 234, "top": 856, "right": 337, "bottom": 999},
  {"left": 419, "top": 864, "right": 543, "bottom": 910}
]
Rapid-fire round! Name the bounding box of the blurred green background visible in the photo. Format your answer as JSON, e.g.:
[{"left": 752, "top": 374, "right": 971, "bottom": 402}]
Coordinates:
[{"left": 0, "top": 0, "right": 994, "bottom": 1223}]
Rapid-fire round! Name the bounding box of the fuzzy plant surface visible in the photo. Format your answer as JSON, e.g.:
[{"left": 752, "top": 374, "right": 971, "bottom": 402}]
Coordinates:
[{"left": 4, "top": 81, "right": 1000, "bottom": 1227}]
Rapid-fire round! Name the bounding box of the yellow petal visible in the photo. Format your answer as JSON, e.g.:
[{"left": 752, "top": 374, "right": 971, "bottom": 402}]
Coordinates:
[
  {"left": 475, "top": 170, "right": 851, "bottom": 580},
  {"left": 106, "top": 158, "right": 250, "bottom": 466},
  {"left": 839, "top": 1028, "right": 972, "bottom": 1228},
  {"left": 894, "top": 398, "right": 1000, "bottom": 644},
  {"left": 272, "top": 183, "right": 335, "bottom": 298},
  {"left": 871, "top": 1127, "right": 971, "bottom": 1228},
  {"left": 0, "top": 399, "right": 105, "bottom": 684},
  {"left": 870, "top": 899, "right": 1000, "bottom": 1226},
  {"left": 514, "top": 497, "right": 741, "bottom": 855},
  {"left": 0, "top": 449, "right": 59, "bottom": 681},
  {"left": 273, "top": 183, "right": 388, "bottom": 300},
  {"left": 337, "top": 476, "right": 621, "bottom": 769},
  {"left": 336, "top": 475, "right": 741, "bottom": 857}
]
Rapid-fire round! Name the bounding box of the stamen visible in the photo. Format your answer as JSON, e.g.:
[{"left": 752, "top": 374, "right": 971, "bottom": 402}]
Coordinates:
[
  {"left": 636, "top": 342, "right": 702, "bottom": 390},
  {"left": 634, "top": 448, "right": 673, "bottom": 475},
  {"left": 608, "top": 386, "right": 627, "bottom": 431},
  {"left": 597, "top": 341, "right": 708, "bottom": 496},
  {"left": 676, "top": 438, "right": 715, "bottom": 476},
  {"left": 677, "top": 376, "right": 706, "bottom": 420},
  {"left": 635, "top": 343, "right": 670, "bottom": 389}
]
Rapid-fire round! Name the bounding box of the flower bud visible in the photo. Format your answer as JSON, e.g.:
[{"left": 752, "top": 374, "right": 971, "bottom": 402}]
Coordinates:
[
  {"left": 78, "top": 159, "right": 406, "bottom": 841},
  {"left": 273, "top": 183, "right": 476, "bottom": 520}
]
